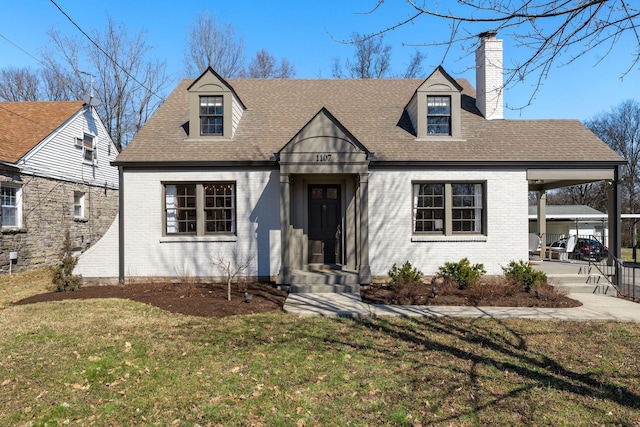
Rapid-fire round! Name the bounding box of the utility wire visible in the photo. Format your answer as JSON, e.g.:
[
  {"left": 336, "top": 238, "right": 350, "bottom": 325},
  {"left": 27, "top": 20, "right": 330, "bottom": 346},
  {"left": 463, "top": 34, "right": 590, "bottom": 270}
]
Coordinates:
[
  {"left": 0, "top": 33, "right": 49, "bottom": 69},
  {"left": 49, "top": 0, "right": 165, "bottom": 103}
]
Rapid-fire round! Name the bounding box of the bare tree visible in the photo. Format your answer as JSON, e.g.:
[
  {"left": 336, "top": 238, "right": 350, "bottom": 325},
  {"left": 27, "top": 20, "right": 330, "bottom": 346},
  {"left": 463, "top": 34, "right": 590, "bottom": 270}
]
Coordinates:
[
  {"left": 585, "top": 99, "right": 640, "bottom": 214},
  {"left": 42, "top": 18, "right": 169, "bottom": 150},
  {"left": 245, "top": 49, "right": 296, "bottom": 78},
  {"left": 403, "top": 50, "right": 425, "bottom": 78},
  {"left": 0, "top": 67, "right": 41, "bottom": 101},
  {"left": 212, "top": 250, "right": 256, "bottom": 301},
  {"left": 184, "top": 11, "right": 245, "bottom": 78},
  {"left": 346, "top": 1, "right": 639, "bottom": 101},
  {"left": 333, "top": 33, "right": 392, "bottom": 78},
  {"left": 546, "top": 183, "right": 608, "bottom": 213},
  {"left": 332, "top": 32, "right": 424, "bottom": 78}
]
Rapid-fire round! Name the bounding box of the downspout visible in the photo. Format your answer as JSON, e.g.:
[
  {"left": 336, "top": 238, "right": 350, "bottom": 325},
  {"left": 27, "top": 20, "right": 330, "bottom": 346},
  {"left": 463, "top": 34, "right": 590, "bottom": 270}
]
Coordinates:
[{"left": 118, "top": 166, "right": 125, "bottom": 284}]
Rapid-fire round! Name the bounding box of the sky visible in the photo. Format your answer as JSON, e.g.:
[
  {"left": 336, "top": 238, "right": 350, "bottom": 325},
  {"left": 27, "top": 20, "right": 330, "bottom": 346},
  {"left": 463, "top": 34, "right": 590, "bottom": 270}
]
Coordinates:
[{"left": 1, "top": 0, "right": 639, "bottom": 121}]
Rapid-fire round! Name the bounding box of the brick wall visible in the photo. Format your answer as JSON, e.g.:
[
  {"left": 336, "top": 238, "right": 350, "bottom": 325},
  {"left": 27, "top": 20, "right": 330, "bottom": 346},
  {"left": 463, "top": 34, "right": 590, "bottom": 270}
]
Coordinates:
[
  {"left": 0, "top": 172, "right": 118, "bottom": 274},
  {"left": 368, "top": 169, "right": 529, "bottom": 276}
]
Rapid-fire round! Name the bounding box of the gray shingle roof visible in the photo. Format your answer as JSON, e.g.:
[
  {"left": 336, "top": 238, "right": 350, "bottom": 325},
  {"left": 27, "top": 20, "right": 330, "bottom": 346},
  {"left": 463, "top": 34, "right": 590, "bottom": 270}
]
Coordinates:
[{"left": 116, "top": 78, "right": 623, "bottom": 165}]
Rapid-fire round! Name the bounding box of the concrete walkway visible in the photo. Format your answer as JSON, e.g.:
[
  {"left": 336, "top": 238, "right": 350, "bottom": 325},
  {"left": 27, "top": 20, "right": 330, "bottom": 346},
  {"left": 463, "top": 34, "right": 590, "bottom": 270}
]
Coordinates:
[{"left": 283, "top": 261, "right": 640, "bottom": 321}]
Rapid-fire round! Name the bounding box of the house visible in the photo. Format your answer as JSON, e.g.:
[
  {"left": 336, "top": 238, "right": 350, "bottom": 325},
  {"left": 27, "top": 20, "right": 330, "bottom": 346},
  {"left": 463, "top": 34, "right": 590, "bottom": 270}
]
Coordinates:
[
  {"left": 76, "top": 33, "right": 624, "bottom": 290},
  {"left": 0, "top": 100, "right": 119, "bottom": 273}
]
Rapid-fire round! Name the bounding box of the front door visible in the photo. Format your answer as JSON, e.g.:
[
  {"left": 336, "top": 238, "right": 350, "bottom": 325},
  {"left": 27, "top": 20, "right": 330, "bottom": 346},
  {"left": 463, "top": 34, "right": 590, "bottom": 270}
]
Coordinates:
[{"left": 308, "top": 185, "right": 341, "bottom": 264}]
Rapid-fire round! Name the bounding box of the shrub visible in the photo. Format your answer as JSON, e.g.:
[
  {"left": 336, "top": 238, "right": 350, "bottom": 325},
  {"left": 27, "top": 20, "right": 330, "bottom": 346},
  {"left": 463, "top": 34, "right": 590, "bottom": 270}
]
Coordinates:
[
  {"left": 437, "top": 258, "right": 486, "bottom": 290},
  {"left": 502, "top": 260, "right": 547, "bottom": 293},
  {"left": 51, "top": 231, "right": 82, "bottom": 292},
  {"left": 388, "top": 261, "right": 424, "bottom": 286},
  {"left": 389, "top": 278, "right": 425, "bottom": 304}
]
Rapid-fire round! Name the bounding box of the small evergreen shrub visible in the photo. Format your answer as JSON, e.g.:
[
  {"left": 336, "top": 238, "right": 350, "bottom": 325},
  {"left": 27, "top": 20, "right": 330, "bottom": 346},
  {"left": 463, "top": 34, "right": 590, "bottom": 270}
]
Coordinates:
[
  {"left": 437, "top": 258, "right": 486, "bottom": 290},
  {"left": 51, "top": 231, "right": 82, "bottom": 292},
  {"left": 502, "top": 260, "right": 547, "bottom": 293},
  {"left": 388, "top": 261, "right": 424, "bottom": 285}
]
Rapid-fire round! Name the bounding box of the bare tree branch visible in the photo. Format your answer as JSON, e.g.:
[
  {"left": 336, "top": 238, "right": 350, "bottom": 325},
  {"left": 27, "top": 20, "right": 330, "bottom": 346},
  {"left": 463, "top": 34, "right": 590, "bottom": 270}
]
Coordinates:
[
  {"left": 336, "top": 1, "right": 639, "bottom": 105},
  {"left": 245, "top": 49, "right": 296, "bottom": 78},
  {"left": 184, "top": 11, "right": 245, "bottom": 78}
]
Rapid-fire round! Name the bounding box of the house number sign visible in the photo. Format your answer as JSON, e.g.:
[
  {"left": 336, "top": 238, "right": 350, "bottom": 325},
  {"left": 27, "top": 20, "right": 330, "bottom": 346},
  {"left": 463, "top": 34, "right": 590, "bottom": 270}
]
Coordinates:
[{"left": 316, "top": 154, "right": 332, "bottom": 162}]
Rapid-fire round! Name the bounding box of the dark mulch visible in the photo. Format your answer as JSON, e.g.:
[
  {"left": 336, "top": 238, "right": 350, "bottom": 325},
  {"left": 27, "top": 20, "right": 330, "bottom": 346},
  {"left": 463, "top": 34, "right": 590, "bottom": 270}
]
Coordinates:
[
  {"left": 14, "top": 282, "right": 288, "bottom": 318},
  {"left": 14, "top": 279, "right": 582, "bottom": 318},
  {"left": 361, "top": 282, "right": 583, "bottom": 308}
]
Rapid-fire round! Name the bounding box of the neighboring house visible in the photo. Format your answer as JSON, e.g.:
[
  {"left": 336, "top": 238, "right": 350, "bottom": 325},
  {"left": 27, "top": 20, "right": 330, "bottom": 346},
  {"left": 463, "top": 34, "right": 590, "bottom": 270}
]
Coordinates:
[
  {"left": 528, "top": 205, "right": 608, "bottom": 244},
  {"left": 77, "top": 34, "right": 624, "bottom": 290},
  {"left": 0, "top": 100, "right": 119, "bottom": 274}
]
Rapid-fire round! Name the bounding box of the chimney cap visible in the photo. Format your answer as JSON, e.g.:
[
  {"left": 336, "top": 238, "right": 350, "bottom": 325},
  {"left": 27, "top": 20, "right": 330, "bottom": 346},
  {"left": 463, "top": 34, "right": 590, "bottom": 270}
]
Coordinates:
[{"left": 478, "top": 30, "right": 498, "bottom": 39}]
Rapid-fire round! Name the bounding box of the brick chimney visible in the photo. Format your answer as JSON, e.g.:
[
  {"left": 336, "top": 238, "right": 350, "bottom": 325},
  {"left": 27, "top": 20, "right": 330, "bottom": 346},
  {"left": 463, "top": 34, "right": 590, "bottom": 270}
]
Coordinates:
[{"left": 475, "top": 31, "right": 503, "bottom": 120}]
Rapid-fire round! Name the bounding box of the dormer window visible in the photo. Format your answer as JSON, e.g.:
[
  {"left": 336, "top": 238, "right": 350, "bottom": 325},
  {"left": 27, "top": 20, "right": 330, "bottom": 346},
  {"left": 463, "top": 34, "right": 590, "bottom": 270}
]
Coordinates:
[
  {"left": 200, "top": 96, "right": 223, "bottom": 136},
  {"left": 407, "top": 66, "right": 462, "bottom": 140},
  {"left": 427, "top": 96, "right": 451, "bottom": 135},
  {"left": 187, "top": 67, "right": 246, "bottom": 140}
]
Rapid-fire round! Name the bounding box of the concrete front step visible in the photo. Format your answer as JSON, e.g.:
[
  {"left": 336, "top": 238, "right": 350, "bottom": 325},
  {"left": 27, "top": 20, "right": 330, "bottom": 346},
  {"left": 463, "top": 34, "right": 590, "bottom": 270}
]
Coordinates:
[
  {"left": 289, "top": 269, "right": 362, "bottom": 294},
  {"left": 289, "top": 283, "right": 361, "bottom": 294},
  {"left": 290, "top": 270, "right": 360, "bottom": 286},
  {"left": 547, "top": 273, "right": 616, "bottom": 296}
]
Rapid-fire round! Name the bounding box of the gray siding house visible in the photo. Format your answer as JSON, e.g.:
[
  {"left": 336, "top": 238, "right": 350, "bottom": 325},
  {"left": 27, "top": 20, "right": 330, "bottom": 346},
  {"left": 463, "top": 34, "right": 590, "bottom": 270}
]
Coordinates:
[
  {"left": 77, "top": 34, "right": 624, "bottom": 291},
  {"left": 0, "top": 101, "right": 119, "bottom": 273}
]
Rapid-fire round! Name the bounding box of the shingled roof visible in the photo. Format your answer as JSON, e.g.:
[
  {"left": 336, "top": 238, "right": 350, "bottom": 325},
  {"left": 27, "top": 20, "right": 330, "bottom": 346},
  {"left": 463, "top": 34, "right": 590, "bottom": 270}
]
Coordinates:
[
  {"left": 116, "top": 78, "right": 623, "bottom": 165},
  {"left": 0, "top": 101, "right": 85, "bottom": 163}
]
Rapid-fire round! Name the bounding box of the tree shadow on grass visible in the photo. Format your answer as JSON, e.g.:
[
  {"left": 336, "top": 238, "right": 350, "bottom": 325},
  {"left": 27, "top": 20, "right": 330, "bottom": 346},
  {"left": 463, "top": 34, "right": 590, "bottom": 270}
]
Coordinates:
[{"left": 341, "top": 316, "right": 640, "bottom": 423}]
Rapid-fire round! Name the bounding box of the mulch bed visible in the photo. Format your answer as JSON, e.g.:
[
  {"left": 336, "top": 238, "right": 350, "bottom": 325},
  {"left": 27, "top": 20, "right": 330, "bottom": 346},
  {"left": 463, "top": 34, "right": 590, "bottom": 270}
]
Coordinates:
[
  {"left": 361, "top": 282, "right": 582, "bottom": 308},
  {"left": 14, "top": 280, "right": 582, "bottom": 318},
  {"left": 14, "top": 282, "right": 288, "bottom": 318}
]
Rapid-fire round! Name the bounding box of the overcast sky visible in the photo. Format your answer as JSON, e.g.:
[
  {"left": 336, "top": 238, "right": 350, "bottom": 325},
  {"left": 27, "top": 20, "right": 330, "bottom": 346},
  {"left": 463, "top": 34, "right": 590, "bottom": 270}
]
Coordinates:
[{"left": 1, "top": 0, "right": 639, "bottom": 121}]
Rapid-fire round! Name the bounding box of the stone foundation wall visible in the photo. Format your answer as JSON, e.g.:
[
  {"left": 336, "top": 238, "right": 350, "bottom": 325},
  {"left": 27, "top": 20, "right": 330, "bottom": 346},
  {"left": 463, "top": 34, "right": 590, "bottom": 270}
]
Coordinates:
[{"left": 0, "top": 172, "right": 118, "bottom": 274}]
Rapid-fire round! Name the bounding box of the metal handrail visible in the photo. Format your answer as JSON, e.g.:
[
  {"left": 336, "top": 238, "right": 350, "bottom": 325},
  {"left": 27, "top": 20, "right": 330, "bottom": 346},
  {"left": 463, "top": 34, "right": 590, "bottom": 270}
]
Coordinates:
[{"left": 588, "top": 253, "right": 638, "bottom": 301}]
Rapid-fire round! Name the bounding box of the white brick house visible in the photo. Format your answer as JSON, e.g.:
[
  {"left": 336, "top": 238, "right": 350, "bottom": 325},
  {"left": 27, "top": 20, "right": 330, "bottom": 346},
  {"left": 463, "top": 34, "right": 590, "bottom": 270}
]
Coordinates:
[{"left": 77, "top": 34, "right": 624, "bottom": 291}]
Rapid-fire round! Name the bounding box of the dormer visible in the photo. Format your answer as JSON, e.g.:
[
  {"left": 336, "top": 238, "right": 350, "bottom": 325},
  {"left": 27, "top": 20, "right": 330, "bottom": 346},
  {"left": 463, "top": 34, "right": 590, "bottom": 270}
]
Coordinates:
[
  {"left": 187, "top": 67, "right": 245, "bottom": 139},
  {"left": 407, "top": 66, "right": 463, "bottom": 140}
]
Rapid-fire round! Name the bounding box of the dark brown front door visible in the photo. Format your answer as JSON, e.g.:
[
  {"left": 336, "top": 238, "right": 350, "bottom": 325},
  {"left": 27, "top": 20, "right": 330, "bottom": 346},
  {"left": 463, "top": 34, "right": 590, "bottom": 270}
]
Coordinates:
[{"left": 308, "top": 185, "right": 341, "bottom": 264}]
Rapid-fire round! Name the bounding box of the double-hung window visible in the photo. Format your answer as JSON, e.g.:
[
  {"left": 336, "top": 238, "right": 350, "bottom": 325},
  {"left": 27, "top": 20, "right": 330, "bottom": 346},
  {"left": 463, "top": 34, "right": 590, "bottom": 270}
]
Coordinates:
[
  {"left": 1, "top": 185, "right": 22, "bottom": 229},
  {"left": 414, "top": 182, "right": 484, "bottom": 235},
  {"left": 204, "top": 184, "right": 235, "bottom": 233},
  {"left": 451, "top": 183, "right": 483, "bottom": 233},
  {"left": 414, "top": 183, "right": 444, "bottom": 233},
  {"left": 200, "top": 96, "right": 223, "bottom": 136},
  {"left": 165, "top": 182, "right": 235, "bottom": 235},
  {"left": 78, "top": 134, "right": 96, "bottom": 164},
  {"left": 427, "top": 96, "right": 451, "bottom": 135},
  {"left": 73, "top": 192, "right": 85, "bottom": 219}
]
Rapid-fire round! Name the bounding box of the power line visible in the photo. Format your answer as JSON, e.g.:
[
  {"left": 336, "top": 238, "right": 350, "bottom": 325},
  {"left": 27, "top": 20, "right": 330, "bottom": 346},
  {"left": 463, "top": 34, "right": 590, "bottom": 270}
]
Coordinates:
[
  {"left": 49, "top": 0, "right": 165, "bottom": 103},
  {"left": 0, "top": 33, "right": 50, "bottom": 70}
]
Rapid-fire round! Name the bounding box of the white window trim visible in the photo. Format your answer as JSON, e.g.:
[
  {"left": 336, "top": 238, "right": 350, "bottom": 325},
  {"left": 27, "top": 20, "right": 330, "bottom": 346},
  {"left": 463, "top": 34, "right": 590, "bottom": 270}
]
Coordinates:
[
  {"left": 81, "top": 133, "right": 97, "bottom": 165},
  {"left": 1, "top": 184, "right": 22, "bottom": 229},
  {"left": 74, "top": 192, "right": 85, "bottom": 219}
]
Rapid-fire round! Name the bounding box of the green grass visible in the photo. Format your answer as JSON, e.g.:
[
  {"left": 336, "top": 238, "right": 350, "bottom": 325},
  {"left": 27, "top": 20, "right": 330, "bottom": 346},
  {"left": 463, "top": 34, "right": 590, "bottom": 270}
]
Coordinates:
[{"left": 2, "top": 269, "right": 640, "bottom": 425}]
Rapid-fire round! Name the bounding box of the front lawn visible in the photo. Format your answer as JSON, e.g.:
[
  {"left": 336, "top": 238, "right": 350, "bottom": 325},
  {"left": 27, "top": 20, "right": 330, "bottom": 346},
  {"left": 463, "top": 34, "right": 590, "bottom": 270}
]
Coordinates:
[{"left": 1, "top": 270, "right": 639, "bottom": 425}]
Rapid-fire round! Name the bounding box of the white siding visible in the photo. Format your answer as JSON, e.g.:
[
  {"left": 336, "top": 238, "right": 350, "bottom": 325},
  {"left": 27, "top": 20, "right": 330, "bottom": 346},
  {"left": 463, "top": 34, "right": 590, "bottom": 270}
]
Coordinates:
[
  {"left": 122, "top": 169, "right": 280, "bottom": 279},
  {"left": 19, "top": 106, "right": 119, "bottom": 189},
  {"left": 231, "top": 95, "right": 244, "bottom": 137},
  {"left": 368, "top": 169, "right": 529, "bottom": 276}
]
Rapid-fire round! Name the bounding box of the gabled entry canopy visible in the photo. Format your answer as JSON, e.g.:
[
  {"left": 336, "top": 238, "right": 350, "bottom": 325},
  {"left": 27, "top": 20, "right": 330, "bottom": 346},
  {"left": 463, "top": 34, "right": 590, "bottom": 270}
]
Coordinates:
[{"left": 277, "top": 108, "right": 372, "bottom": 174}]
